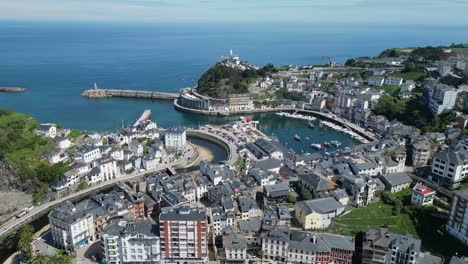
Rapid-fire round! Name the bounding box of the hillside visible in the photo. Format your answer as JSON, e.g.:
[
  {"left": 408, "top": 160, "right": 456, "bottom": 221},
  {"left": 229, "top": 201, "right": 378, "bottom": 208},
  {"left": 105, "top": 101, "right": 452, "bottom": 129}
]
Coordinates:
[
  {"left": 0, "top": 110, "right": 55, "bottom": 192},
  {"left": 197, "top": 63, "right": 277, "bottom": 98}
]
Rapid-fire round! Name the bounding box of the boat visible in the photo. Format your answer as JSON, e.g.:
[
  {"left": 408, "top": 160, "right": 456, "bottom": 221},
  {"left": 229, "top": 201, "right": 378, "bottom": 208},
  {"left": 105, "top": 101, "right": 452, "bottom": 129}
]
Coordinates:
[
  {"left": 305, "top": 137, "right": 310, "bottom": 140},
  {"left": 294, "top": 134, "right": 301, "bottom": 141},
  {"left": 323, "top": 141, "right": 332, "bottom": 148},
  {"left": 308, "top": 122, "right": 315, "bottom": 128},
  {"left": 310, "top": 143, "right": 324, "bottom": 150},
  {"left": 330, "top": 140, "right": 342, "bottom": 146}
]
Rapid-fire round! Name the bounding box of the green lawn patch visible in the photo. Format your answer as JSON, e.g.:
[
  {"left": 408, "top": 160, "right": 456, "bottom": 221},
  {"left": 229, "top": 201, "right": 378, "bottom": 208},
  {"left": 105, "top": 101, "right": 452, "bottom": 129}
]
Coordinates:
[
  {"left": 389, "top": 71, "right": 426, "bottom": 81},
  {"left": 380, "top": 85, "right": 401, "bottom": 96},
  {"left": 68, "top": 129, "right": 83, "bottom": 139},
  {"left": 332, "top": 201, "right": 417, "bottom": 236}
]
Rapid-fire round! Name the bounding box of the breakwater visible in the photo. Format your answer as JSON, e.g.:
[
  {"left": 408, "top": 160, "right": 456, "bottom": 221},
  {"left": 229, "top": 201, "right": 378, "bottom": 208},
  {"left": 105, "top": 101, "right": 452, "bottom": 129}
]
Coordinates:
[
  {"left": 0, "top": 87, "right": 24, "bottom": 93},
  {"left": 81, "top": 88, "right": 178, "bottom": 100}
]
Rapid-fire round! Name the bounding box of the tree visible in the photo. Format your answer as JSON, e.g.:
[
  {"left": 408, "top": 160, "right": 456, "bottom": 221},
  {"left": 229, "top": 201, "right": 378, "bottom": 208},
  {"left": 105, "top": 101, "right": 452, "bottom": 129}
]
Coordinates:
[
  {"left": 404, "top": 62, "right": 416, "bottom": 72},
  {"left": 49, "top": 250, "right": 74, "bottom": 264},
  {"left": 31, "top": 254, "right": 49, "bottom": 264},
  {"left": 18, "top": 224, "right": 34, "bottom": 262},
  {"left": 287, "top": 193, "right": 297, "bottom": 204},
  {"left": 300, "top": 188, "right": 313, "bottom": 200}
]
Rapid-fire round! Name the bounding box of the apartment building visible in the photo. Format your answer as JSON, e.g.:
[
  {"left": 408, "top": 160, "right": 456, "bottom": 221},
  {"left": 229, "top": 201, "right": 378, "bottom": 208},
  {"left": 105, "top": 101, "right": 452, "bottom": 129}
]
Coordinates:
[
  {"left": 361, "top": 227, "right": 421, "bottom": 264},
  {"left": 101, "top": 219, "right": 160, "bottom": 263},
  {"left": 164, "top": 126, "right": 186, "bottom": 152},
  {"left": 446, "top": 190, "right": 468, "bottom": 245},
  {"left": 262, "top": 228, "right": 355, "bottom": 264},
  {"left": 431, "top": 146, "right": 468, "bottom": 187},
  {"left": 159, "top": 206, "right": 209, "bottom": 264},
  {"left": 426, "top": 81, "right": 458, "bottom": 115}
]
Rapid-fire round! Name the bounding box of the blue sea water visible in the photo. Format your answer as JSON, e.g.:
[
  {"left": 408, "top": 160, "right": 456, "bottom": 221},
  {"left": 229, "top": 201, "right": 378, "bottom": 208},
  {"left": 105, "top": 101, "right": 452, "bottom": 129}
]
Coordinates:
[{"left": 0, "top": 21, "right": 467, "bottom": 152}]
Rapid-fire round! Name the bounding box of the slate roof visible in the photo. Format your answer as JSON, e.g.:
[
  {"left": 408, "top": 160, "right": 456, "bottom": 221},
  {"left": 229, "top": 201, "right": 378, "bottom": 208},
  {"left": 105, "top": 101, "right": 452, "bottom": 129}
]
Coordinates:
[
  {"left": 380, "top": 173, "right": 412, "bottom": 187},
  {"left": 159, "top": 206, "right": 206, "bottom": 221},
  {"left": 102, "top": 219, "right": 158, "bottom": 237},
  {"left": 296, "top": 197, "right": 343, "bottom": 215}
]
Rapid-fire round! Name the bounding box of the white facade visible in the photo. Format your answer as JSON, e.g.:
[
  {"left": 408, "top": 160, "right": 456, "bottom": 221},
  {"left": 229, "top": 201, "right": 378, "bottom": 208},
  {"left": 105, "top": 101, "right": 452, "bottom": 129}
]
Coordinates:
[
  {"left": 99, "top": 158, "right": 120, "bottom": 181},
  {"left": 384, "top": 76, "right": 404, "bottom": 86},
  {"left": 49, "top": 207, "right": 90, "bottom": 250},
  {"left": 101, "top": 220, "right": 161, "bottom": 263},
  {"left": 411, "top": 183, "right": 435, "bottom": 206},
  {"left": 165, "top": 127, "right": 187, "bottom": 152},
  {"left": 77, "top": 147, "right": 101, "bottom": 163},
  {"left": 432, "top": 147, "right": 468, "bottom": 185},
  {"left": 438, "top": 62, "right": 451, "bottom": 76},
  {"left": 36, "top": 123, "right": 57, "bottom": 138},
  {"left": 426, "top": 82, "right": 458, "bottom": 115},
  {"left": 368, "top": 77, "right": 385, "bottom": 86},
  {"left": 55, "top": 137, "right": 71, "bottom": 149}
]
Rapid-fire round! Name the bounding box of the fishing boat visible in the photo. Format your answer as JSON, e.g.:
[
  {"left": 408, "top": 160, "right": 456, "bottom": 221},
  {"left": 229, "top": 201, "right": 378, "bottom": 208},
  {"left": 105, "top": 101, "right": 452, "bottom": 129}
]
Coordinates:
[
  {"left": 308, "top": 122, "right": 315, "bottom": 128},
  {"left": 330, "top": 140, "right": 342, "bottom": 146},
  {"left": 294, "top": 134, "right": 301, "bottom": 141}
]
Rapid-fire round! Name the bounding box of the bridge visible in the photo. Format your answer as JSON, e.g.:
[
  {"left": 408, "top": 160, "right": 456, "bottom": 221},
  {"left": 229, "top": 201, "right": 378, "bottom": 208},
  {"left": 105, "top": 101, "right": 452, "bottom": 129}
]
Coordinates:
[{"left": 81, "top": 84, "right": 179, "bottom": 100}]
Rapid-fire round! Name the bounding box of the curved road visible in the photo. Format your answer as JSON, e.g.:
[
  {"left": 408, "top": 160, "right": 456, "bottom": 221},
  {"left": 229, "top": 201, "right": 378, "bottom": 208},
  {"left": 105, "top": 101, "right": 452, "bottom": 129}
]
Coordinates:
[{"left": 0, "top": 129, "right": 235, "bottom": 239}]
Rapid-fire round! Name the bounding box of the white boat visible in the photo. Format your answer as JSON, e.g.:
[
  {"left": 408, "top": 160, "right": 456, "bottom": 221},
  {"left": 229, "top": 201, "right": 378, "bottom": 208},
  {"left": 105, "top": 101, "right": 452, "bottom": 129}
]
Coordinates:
[
  {"left": 311, "top": 143, "right": 324, "bottom": 150},
  {"left": 330, "top": 140, "right": 341, "bottom": 146}
]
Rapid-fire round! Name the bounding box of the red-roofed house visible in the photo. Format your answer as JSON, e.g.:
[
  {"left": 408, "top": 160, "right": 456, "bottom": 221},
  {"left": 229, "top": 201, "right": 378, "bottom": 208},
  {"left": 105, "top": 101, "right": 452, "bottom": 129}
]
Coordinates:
[{"left": 411, "top": 183, "right": 435, "bottom": 206}]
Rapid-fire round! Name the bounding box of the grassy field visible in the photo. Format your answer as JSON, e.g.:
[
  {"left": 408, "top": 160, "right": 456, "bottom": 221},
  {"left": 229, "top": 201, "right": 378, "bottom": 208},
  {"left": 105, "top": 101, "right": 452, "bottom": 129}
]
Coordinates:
[
  {"left": 380, "top": 84, "right": 401, "bottom": 96},
  {"left": 389, "top": 71, "right": 426, "bottom": 81},
  {"left": 330, "top": 188, "right": 468, "bottom": 256},
  {"left": 0, "top": 110, "right": 54, "bottom": 177},
  {"left": 332, "top": 201, "right": 417, "bottom": 237}
]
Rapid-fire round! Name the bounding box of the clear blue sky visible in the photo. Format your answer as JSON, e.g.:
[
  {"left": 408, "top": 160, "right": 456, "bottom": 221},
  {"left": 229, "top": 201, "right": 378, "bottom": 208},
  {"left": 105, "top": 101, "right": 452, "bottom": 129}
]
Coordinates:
[{"left": 1, "top": 0, "right": 468, "bottom": 25}]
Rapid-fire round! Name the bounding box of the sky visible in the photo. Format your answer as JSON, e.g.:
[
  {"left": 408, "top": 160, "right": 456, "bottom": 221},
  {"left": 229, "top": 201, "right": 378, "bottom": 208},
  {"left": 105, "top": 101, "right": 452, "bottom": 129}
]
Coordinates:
[{"left": 1, "top": 0, "right": 468, "bottom": 25}]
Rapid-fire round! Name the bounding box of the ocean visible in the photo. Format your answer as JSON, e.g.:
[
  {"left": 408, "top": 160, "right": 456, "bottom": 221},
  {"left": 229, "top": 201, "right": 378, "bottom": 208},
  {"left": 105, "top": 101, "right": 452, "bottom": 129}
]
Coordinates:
[{"left": 0, "top": 21, "right": 467, "bottom": 153}]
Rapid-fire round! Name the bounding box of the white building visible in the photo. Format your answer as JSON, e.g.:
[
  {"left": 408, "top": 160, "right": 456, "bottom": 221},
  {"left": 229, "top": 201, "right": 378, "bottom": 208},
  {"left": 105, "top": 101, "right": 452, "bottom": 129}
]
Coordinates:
[
  {"left": 165, "top": 127, "right": 186, "bottom": 152},
  {"left": 54, "top": 137, "right": 71, "bottom": 149},
  {"left": 49, "top": 201, "right": 91, "bottom": 250},
  {"left": 367, "top": 77, "right": 385, "bottom": 86},
  {"left": 142, "top": 154, "right": 159, "bottom": 171},
  {"left": 438, "top": 62, "right": 452, "bottom": 76},
  {"left": 76, "top": 146, "right": 101, "bottom": 163},
  {"left": 46, "top": 151, "right": 67, "bottom": 164},
  {"left": 384, "top": 76, "right": 404, "bottom": 86},
  {"left": 400, "top": 80, "right": 416, "bottom": 92},
  {"left": 129, "top": 140, "right": 144, "bottom": 157},
  {"left": 101, "top": 219, "right": 160, "bottom": 263},
  {"left": 36, "top": 123, "right": 57, "bottom": 138},
  {"left": 95, "top": 157, "right": 120, "bottom": 181},
  {"left": 426, "top": 81, "right": 459, "bottom": 115},
  {"left": 411, "top": 183, "right": 435, "bottom": 206},
  {"left": 336, "top": 94, "right": 355, "bottom": 108},
  {"left": 431, "top": 146, "right": 468, "bottom": 186}
]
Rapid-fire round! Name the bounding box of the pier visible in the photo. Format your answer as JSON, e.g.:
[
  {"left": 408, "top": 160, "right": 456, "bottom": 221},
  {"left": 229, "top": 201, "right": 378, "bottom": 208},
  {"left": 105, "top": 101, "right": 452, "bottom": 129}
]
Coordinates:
[{"left": 81, "top": 83, "right": 178, "bottom": 100}]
